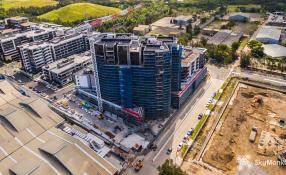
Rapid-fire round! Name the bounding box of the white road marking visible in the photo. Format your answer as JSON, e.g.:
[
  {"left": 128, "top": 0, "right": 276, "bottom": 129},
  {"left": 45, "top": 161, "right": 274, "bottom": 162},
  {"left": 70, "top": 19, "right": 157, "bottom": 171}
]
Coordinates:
[
  {"left": 0, "top": 146, "right": 17, "bottom": 163},
  {"left": 264, "top": 78, "right": 286, "bottom": 85}
]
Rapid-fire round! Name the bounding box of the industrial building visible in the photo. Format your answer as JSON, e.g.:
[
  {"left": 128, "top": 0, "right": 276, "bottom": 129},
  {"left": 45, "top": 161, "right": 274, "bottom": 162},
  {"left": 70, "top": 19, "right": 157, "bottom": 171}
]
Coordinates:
[
  {"left": 263, "top": 44, "right": 286, "bottom": 58},
  {"left": 171, "top": 15, "right": 194, "bottom": 26},
  {"left": 266, "top": 14, "right": 286, "bottom": 27},
  {"left": 42, "top": 52, "right": 91, "bottom": 86},
  {"left": 19, "top": 42, "right": 53, "bottom": 73},
  {"left": 207, "top": 30, "right": 243, "bottom": 46},
  {"left": 0, "top": 80, "right": 118, "bottom": 175},
  {"left": 256, "top": 26, "right": 282, "bottom": 44},
  {"left": 227, "top": 12, "right": 250, "bottom": 22},
  {"left": 77, "top": 34, "right": 207, "bottom": 121}
]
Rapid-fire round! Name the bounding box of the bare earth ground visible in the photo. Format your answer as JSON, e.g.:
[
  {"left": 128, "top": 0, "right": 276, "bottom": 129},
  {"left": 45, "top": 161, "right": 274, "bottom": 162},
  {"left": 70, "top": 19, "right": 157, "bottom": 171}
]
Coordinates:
[{"left": 203, "top": 84, "right": 286, "bottom": 175}]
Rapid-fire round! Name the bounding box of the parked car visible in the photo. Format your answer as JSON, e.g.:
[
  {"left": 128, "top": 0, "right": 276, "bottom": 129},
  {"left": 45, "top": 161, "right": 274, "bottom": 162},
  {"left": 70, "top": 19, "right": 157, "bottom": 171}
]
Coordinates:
[
  {"left": 198, "top": 113, "right": 203, "bottom": 119},
  {"left": 187, "top": 128, "right": 194, "bottom": 136},
  {"left": 166, "top": 148, "right": 172, "bottom": 155},
  {"left": 177, "top": 142, "right": 183, "bottom": 151}
]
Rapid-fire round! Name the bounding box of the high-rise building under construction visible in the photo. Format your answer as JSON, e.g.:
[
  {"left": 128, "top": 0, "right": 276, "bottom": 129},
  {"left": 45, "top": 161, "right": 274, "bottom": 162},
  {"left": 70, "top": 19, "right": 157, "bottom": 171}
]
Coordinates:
[{"left": 85, "top": 33, "right": 207, "bottom": 120}]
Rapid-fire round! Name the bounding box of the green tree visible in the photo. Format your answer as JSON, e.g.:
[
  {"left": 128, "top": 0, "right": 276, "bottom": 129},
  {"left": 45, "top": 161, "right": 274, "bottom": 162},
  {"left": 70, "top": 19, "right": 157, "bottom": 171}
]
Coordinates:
[
  {"left": 193, "top": 25, "right": 200, "bottom": 35},
  {"left": 186, "top": 23, "right": 193, "bottom": 40},
  {"left": 248, "top": 40, "right": 264, "bottom": 58},
  {"left": 240, "top": 53, "right": 251, "bottom": 68},
  {"left": 231, "top": 41, "right": 240, "bottom": 59},
  {"left": 178, "top": 34, "right": 189, "bottom": 46},
  {"left": 157, "top": 159, "right": 186, "bottom": 175}
]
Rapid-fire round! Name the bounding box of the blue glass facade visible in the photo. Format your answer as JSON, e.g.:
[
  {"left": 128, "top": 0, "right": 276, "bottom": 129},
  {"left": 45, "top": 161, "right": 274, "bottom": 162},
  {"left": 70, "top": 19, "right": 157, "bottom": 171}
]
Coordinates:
[{"left": 92, "top": 34, "right": 207, "bottom": 120}]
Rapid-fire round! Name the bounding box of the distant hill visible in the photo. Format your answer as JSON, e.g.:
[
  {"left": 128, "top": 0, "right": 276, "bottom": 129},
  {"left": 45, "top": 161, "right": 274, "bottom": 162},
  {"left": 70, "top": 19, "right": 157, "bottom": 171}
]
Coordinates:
[
  {"left": 2, "top": 0, "right": 58, "bottom": 10},
  {"left": 37, "top": 3, "right": 121, "bottom": 24}
]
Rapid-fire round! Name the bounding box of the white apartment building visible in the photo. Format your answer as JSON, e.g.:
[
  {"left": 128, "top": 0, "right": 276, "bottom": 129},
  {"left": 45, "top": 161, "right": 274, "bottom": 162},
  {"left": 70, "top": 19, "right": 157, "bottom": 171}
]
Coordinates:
[{"left": 19, "top": 42, "right": 53, "bottom": 73}]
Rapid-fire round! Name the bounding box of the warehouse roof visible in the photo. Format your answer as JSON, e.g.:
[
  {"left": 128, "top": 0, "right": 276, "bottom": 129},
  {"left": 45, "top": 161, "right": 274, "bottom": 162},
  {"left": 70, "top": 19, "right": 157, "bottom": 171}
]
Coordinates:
[
  {"left": 263, "top": 44, "right": 286, "bottom": 58},
  {"left": 256, "top": 26, "right": 281, "bottom": 41},
  {"left": 0, "top": 80, "right": 118, "bottom": 175}
]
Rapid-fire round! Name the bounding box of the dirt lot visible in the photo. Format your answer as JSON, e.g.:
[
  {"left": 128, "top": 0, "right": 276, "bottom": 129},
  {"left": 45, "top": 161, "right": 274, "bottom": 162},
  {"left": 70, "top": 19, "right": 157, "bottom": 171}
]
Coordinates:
[
  {"left": 232, "top": 22, "right": 259, "bottom": 35},
  {"left": 203, "top": 83, "right": 286, "bottom": 175}
]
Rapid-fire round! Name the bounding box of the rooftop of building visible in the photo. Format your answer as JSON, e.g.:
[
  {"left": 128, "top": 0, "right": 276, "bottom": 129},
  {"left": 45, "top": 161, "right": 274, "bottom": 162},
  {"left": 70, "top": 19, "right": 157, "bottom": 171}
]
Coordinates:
[
  {"left": 208, "top": 29, "right": 243, "bottom": 46},
  {"left": 263, "top": 44, "right": 286, "bottom": 58},
  {"left": 0, "top": 80, "right": 118, "bottom": 175},
  {"left": 94, "top": 33, "right": 171, "bottom": 51},
  {"left": 0, "top": 22, "right": 68, "bottom": 42},
  {"left": 173, "top": 15, "right": 193, "bottom": 22},
  {"left": 181, "top": 47, "right": 206, "bottom": 67},
  {"left": 266, "top": 14, "right": 286, "bottom": 24},
  {"left": 147, "top": 17, "right": 186, "bottom": 36},
  {"left": 229, "top": 12, "right": 250, "bottom": 18},
  {"left": 256, "top": 26, "right": 282, "bottom": 40},
  {"left": 5, "top": 16, "right": 28, "bottom": 21},
  {"left": 43, "top": 52, "right": 91, "bottom": 74},
  {"left": 50, "top": 32, "right": 84, "bottom": 45},
  {"left": 18, "top": 41, "right": 50, "bottom": 50}
]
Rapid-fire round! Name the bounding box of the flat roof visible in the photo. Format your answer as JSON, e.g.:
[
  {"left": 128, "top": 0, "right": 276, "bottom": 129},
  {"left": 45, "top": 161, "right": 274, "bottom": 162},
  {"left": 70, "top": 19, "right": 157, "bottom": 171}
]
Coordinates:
[
  {"left": 43, "top": 52, "right": 91, "bottom": 74},
  {"left": 263, "top": 44, "right": 286, "bottom": 58},
  {"left": 0, "top": 80, "right": 118, "bottom": 175},
  {"left": 148, "top": 17, "right": 185, "bottom": 36}
]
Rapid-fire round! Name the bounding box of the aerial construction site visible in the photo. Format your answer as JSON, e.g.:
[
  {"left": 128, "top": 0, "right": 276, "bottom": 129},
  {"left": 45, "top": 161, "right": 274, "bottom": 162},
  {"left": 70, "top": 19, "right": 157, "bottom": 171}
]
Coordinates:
[{"left": 201, "top": 82, "right": 286, "bottom": 175}]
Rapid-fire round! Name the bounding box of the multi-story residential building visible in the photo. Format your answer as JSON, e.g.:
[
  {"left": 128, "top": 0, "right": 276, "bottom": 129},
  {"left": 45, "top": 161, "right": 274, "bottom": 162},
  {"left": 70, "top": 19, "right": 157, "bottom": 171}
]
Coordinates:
[
  {"left": 42, "top": 52, "right": 91, "bottom": 86},
  {"left": 0, "top": 23, "right": 59, "bottom": 61},
  {"left": 84, "top": 33, "right": 207, "bottom": 120},
  {"left": 74, "top": 34, "right": 207, "bottom": 122},
  {"left": 19, "top": 42, "right": 53, "bottom": 73},
  {"left": 89, "top": 34, "right": 174, "bottom": 120},
  {"left": 171, "top": 47, "right": 207, "bottom": 108},
  {"left": 50, "top": 33, "right": 88, "bottom": 60}
]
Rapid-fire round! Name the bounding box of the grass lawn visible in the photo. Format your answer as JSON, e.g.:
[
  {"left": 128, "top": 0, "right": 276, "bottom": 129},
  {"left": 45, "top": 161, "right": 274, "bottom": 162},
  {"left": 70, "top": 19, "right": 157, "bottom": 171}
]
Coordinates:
[
  {"left": 232, "top": 21, "right": 259, "bottom": 35},
  {"left": 206, "top": 19, "right": 228, "bottom": 29},
  {"left": 190, "top": 114, "right": 207, "bottom": 140},
  {"left": 2, "top": 0, "right": 58, "bottom": 10},
  {"left": 38, "top": 3, "right": 121, "bottom": 23}
]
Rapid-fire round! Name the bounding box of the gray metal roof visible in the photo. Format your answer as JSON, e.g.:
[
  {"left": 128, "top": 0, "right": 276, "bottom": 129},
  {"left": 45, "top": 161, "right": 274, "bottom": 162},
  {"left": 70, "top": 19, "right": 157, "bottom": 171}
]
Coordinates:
[
  {"left": 263, "top": 44, "right": 286, "bottom": 58},
  {"left": 256, "top": 26, "right": 282, "bottom": 41}
]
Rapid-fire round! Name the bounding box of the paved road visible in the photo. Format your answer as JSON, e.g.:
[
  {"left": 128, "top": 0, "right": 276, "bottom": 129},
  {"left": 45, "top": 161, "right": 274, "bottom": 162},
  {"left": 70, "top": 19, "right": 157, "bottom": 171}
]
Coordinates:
[{"left": 127, "top": 64, "right": 231, "bottom": 175}]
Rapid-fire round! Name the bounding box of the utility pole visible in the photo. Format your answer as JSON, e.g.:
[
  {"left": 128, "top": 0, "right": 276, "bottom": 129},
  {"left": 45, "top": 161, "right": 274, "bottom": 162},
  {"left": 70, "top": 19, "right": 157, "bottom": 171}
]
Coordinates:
[{"left": 89, "top": 38, "right": 103, "bottom": 113}]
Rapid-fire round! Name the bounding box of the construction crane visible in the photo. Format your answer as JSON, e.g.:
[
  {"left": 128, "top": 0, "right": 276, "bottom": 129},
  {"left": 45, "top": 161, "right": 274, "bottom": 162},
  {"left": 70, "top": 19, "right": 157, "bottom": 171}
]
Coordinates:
[{"left": 89, "top": 38, "right": 103, "bottom": 113}]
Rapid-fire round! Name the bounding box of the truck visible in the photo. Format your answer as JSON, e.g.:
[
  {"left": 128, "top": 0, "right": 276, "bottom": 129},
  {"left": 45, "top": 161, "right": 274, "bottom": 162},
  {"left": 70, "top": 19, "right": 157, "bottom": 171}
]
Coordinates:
[
  {"left": 134, "top": 159, "right": 143, "bottom": 172},
  {"left": 249, "top": 126, "right": 257, "bottom": 142}
]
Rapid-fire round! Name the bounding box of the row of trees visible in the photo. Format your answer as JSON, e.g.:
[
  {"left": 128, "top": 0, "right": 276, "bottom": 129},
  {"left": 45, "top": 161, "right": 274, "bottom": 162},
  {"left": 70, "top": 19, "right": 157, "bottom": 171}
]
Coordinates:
[{"left": 97, "top": 2, "right": 170, "bottom": 33}]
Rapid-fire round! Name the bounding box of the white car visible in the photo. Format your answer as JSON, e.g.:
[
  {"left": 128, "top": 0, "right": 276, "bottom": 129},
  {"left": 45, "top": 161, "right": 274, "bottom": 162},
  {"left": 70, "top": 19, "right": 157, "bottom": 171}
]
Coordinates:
[
  {"left": 177, "top": 142, "right": 183, "bottom": 151},
  {"left": 187, "top": 128, "right": 194, "bottom": 136}
]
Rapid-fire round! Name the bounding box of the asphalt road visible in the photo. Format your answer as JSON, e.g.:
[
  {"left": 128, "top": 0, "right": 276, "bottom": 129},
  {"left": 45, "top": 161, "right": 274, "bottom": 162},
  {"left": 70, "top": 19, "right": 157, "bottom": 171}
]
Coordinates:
[{"left": 126, "top": 64, "right": 232, "bottom": 175}]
